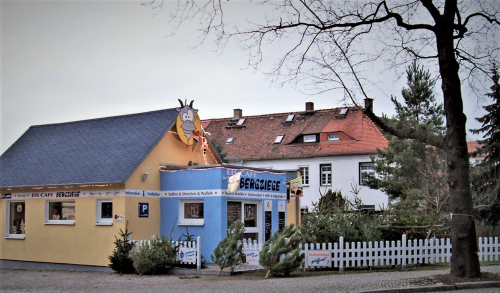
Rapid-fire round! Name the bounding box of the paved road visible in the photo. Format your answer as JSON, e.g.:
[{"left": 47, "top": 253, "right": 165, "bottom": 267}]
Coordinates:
[{"left": 1, "top": 265, "right": 500, "bottom": 293}]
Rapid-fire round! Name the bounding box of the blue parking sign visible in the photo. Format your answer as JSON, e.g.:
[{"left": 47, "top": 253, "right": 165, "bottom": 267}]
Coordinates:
[{"left": 138, "top": 203, "right": 149, "bottom": 218}]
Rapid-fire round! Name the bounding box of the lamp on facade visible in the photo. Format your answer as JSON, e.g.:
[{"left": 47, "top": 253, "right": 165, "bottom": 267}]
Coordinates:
[{"left": 142, "top": 172, "right": 149, "bottom": 182}]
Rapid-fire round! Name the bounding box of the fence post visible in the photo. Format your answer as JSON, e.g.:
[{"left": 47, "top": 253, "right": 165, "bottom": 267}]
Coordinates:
[
  {"left": 339, "top": 236, "right": 344, "bottom": 273},
  {"left": 197, "top": 236, "right": 201, "bottom": 271},
  {"left": 401, "top": 234, "right": 407, "bottom": 270}
]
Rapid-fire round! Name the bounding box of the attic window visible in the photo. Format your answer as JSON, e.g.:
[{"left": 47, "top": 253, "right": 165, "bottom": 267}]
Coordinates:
[
  {"left": 339, "top": 108, "right": 348, "bottom": 115},
  {"left": 236, "top": 119, "right": 245, "bottom": 126},
  {"left": 286, "top": 114, "right": 294, "bottom": 122},
  {"left": 274, "top": 134, "right": 285, "bottom": 144},
  {"left": 226, "top": 137, "right": 234, "bottom": 144},
  {"left": 327, "top": 134, "right": 339, "bottom": 141},
  {"left": 303, "top": 135, "right": 316, "bottom": 143}
]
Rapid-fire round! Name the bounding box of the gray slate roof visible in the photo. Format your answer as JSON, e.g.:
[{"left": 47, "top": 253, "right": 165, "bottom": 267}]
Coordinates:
[{"left": 0, "top": 109, "right": 178, "bottom": 188}]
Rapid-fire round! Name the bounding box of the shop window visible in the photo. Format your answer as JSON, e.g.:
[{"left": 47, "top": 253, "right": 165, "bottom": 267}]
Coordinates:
[
  {"left": 179, "top": 200, "right": 204, "bottom": 226},
  {"left": 320, "top": 164, "right": 332, "bottom": 186},
  {"left": 299, "top": 166, "right": 309, "bottom": 185},
  {"left": 95, "top": 199, "right": 113, "bottom": 225},
  {"left": 227, "top": 201, "right": 260, "bottom": 242},
  {"left": 359, "top": 162, "right": 375, "bottom": 185},
  {"left": 6, "top": 201, "right": 25, "bottom": 239},
  {"left": 45, "top": 201, "right": 75, "bottom": 225}
]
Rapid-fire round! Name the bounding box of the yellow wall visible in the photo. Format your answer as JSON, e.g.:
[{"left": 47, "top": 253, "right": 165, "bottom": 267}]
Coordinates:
[
  {"left": 125, "top": 130, "right": 219, "bottom": 190},
  {"left": 286, "top": 198, "right": 301, "bottom": 226},
  {"left": 0, "top": 194, "right": 160, "bottom": 267}
]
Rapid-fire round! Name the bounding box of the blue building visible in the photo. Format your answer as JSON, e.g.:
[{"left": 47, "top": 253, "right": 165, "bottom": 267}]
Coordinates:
[{"left": 160, "top": 165, "right": 288, "bottom": 262}]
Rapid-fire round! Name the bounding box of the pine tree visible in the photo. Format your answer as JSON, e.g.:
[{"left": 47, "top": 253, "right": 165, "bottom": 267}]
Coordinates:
[
  {"left": 366, "top": 62, "right": 449, "bottom": 238},
  {"left": 470, "top": 64, "right": 500, "bottom": 225},
  {"left": 211, "top": 220, "right": 245, "bottom": 277},
  {"left": 108, "top": 222, "right": 135, "bottom": 274},
  {"left": 259, "top": 224, "right": 304, "bottom": 278}
]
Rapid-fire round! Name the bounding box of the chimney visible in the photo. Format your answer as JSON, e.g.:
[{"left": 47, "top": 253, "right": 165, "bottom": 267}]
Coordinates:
[
  {"left": 233, "top": 109, "right": 242, "bottom": 119},
  {"left": 305, "top": 102, "right": 314, "bottom": 111},
  {"left": 364, "top": 98, "right": 373, "bottom": 112}
]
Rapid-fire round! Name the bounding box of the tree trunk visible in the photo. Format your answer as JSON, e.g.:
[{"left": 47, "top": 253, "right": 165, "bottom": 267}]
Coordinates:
[{"left": 436, "top": 6, "right": 481, "bottom": 277}]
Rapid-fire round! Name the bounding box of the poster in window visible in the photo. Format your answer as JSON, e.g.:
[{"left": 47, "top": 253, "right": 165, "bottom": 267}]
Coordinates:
[
  {"left": 227, "top": 202, "right": 241, "bottom": 227},
  {"left": 278, "top": 211, "right": 285, "bottom": 233},
  {"left": 265, "top": 211, "right": 272, "bottom": 241}
]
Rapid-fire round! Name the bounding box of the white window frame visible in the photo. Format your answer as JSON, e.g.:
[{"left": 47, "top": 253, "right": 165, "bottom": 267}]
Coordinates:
[
  {"left": 359, "top": 162, "right": 375, "bottom": 185},
  {"left": 45, "top": 200, "right": 75, "bottom": 225},
  {"left": 320, "top": 164, "right": 332, "bottom": 186},
  {"left": 179, "top": 199, "right": 204, "bottom": 226},
  {"left": 227, "top": 200, "right": 261, "bottom": 243},
  {"left": 95, "top": 199, "right": 113, "bottom": 226},
  {"left": 5, "top": 201, "right": 25, "bottom": 239},
  {"left": 327, "top": 134, "right": 339, "bottom": 141},
  {"left": 226, "top": 137, "right": 234, "bottom": 144},
  {"left": 303, "top": 134, "right": 316, "bottom": 143},
  {"left": 299, "top": 166, "right": 309, "bottom": 186}
]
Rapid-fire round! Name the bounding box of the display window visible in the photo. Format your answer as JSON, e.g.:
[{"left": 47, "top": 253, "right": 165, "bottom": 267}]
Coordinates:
[
  {"left": 6, "top": 201, "right": 25, "bottom": 239},
  {"left": 95, "top": 199, "right": 113, "bottom": 225},
  {"left": 45, "top": 201, "right": 75, "bottom": 225},
  {"left": 227, "top": 201, "right": 260, "bottom": 242},
  {"left": 178, "top": 200, "right": 204, "bottom": 226}
]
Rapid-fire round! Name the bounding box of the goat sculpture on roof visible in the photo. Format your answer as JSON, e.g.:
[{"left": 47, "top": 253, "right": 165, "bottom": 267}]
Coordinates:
[{"left": 176, "top": 99, "right": 200, "bottom": 145}]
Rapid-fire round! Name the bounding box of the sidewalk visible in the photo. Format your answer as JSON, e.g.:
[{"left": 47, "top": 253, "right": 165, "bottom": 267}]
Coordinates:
[{"left": 1, "top": 264, "right": 500, "bottom": 292}]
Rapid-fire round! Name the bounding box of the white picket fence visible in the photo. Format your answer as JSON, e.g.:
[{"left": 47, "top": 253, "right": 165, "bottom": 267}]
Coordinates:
[
  {"left": 131, "top": 236, "right": 201, "bottom": 270},
  {"left": 238, "top": 235, "right": 500, "bottom": 271}
]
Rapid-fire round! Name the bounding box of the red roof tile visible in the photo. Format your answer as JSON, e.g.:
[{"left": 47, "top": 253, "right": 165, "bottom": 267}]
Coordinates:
[{"left": 203, "top": 107, "right": 388, "bottom": 162}]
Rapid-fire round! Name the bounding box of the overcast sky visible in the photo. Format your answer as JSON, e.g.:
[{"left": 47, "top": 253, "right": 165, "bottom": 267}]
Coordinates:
[{"left": 1, "top": 1, "right": 491, "bottom": 154}]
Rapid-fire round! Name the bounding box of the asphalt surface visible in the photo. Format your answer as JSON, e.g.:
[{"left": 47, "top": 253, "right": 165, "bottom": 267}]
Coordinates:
[{"left": 1, "top": 265, "right": 500, "bottom": 293}]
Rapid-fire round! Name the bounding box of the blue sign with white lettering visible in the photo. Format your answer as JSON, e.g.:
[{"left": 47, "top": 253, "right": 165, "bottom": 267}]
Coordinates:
[{"left": 138, "top": 202, "right": 149, "bottom": 218}]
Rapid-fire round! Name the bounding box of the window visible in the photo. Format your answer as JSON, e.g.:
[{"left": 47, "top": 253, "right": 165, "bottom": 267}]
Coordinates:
[
  {"left": 320, "top": 164, "right": 332, "bottom": 186},
  {"left": 227, "top": 201, "right": 260, "bottom": 241},
  {"left": 327, "top": 134, "right": 339, "bottom": 141},
  {"left": 179, "top": 200, "right": 204, "bottom": 226},
  {"left": 286, "top": 114, "right": 294, "bottom": 122},
  {"left": 237, "top": 118, "right": 245, "bottom": 125},
  {"left": 226, "top": 137, "right": 234, "bottom": 144},
  {"left": 360, "top": 162, "right": 374, "bottom": 185},
  {"left": 95, "top": 199, "right": 113, "bottom": 225},
  {"left": 303, "top": 134, "right": 316, "bottom": 143},
  {"left": 339, "top": 108, "right": 348, "bottom": 115},
  {"left": 45, "top": 201, "right": 75, "bottom": 225},
  {"left": 6, "top": 201, "right": 25, "bottom": 239},
  {"left": 299, "top": 166, "right": 309, "bottom": 185},
  {"left": 274, "top": 134, "right": 285, "bottom": 144}
]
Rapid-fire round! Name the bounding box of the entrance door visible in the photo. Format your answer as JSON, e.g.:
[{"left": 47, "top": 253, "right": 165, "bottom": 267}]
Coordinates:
[{"left": 227, "top": 201, "right": 260, "bottom": 242}]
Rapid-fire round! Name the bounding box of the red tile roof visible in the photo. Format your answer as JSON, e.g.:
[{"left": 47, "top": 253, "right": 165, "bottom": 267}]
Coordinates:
[
  {"left": 467, "top": 141, "right": 486, "bottom": 157},
  {"left": 203, "top": 107, "right": 388, "bottom": 162}
]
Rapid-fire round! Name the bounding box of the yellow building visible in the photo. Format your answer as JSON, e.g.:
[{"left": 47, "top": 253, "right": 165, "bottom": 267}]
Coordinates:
[{"left": 0, "top": 106, "right": 220, "bottom": 268}]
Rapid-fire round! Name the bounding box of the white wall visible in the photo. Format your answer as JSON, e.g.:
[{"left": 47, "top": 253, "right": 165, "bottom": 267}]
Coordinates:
[{"left": 241, "top": 155, "right": 388, "bottom": 211}]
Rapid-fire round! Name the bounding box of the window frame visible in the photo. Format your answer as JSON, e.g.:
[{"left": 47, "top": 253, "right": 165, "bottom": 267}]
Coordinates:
[
  {"left": 298, "top": 166, "right": 309, "bottom": 186},
  {"left": 179, "top": 199, "right": 204, "bottom": 226},
  {"left": 227, "top": 200, "right": 261, "bottom": 242},
  {"left": 5, "top": 201, "right": 26, "bottom": 239},
  {"left": 303, "top": 134, "right": 317, "bottom": 143},
  {"left": 320, "top": 164, "right": 332, "bottom": 186},
  {"left": 95, "top": 199, "right": 113, "bottom": 226},
  {"left": 359, "top": 162, "right": 375, "bottom": 185},
  {"left": 274, "top": 134, "right": 285, "bottom": 144},
  {"left": 45, "top": 200, "right": 76, "bottom": 225},
  {"left": 327, "top": 134, "right": 340, "bottom": 141}
]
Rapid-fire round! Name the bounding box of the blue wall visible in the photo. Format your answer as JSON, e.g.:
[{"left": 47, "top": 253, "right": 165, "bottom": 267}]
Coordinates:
[{"left": 159, "top": 167, "right": 286, "bottom": 263}]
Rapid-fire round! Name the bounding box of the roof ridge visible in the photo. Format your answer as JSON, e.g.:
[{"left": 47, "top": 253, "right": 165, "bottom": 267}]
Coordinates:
[
  {"left": 201, "top": 105, "right": 361, "bottom": 122},
  {"left": 30, "top": 108, "right": 176, "bottom": 128}
]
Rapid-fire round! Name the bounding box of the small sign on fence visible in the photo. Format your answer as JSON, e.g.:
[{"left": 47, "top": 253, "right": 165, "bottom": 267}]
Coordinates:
[
  {"left": 243, "top": 251, "right": 260, "bottom": 266},
  {"left": 306, "top": 250, "right": 331, "bottom": 267},
  {"left": 178, "top": 248, "right": 197, "bottom": 264}
]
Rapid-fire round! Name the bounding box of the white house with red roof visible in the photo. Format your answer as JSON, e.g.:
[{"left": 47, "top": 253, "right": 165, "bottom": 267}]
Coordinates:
[{"left": 203, "top": 99, "right": 389, "bottom": 212}]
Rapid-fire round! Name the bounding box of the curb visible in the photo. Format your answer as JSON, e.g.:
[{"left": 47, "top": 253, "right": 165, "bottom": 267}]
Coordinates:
[{"left": 352, "top": 281, "right": 500, "bottom": 293}]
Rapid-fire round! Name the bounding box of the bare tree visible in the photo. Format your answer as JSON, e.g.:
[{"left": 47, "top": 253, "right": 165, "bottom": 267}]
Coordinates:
[{"left": 143, "top": 0, "right": 500, "bottom": 277}]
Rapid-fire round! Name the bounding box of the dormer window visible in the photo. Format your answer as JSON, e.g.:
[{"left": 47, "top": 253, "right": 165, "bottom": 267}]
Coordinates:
[
  {"left": 286, "top": 114, "right": 294, "bottom": 122},
  {"left": 274, "top": 134, "right": 285, "bottom": 144},
  {"left": 226, "top": 137, "right": 234, "bottom": 144},
  {"left": 303, "top": 135, "right": 316, "bottom": 143},
  {"left": 327, "top": 134, "right": 339, "bottom": 141}
]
